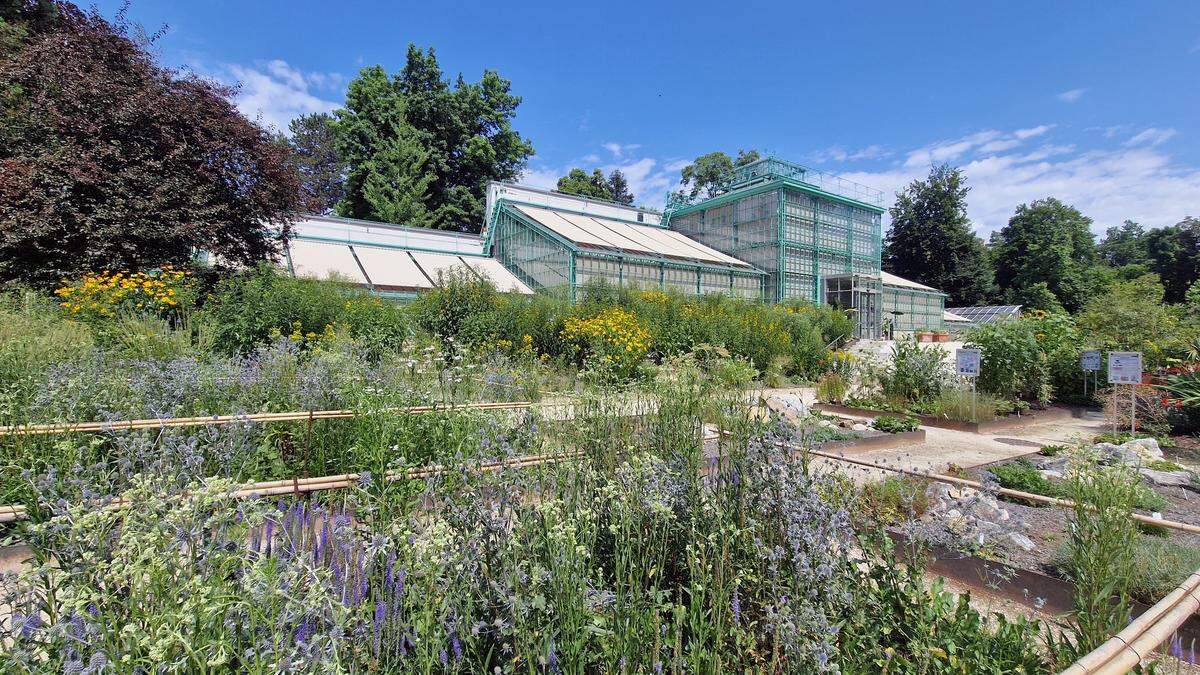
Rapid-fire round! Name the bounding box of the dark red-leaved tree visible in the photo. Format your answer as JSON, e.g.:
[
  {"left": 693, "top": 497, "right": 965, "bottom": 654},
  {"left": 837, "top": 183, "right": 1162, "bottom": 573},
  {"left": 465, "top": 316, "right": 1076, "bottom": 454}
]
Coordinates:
[{"left": 0, "top": 2, "right": 302, "bottom": 288}]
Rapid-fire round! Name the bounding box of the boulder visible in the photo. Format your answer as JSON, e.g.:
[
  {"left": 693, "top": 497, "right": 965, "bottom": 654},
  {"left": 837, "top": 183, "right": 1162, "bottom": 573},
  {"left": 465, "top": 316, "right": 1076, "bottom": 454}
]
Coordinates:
[
  {"left": 1124, "top": 437, "right": 1164, "bottom": 461},
  {"left": 766, "top": 394, "right": 808, "bottom": 422},
  {"left": 1006, "top": 532, "right": 1036, "bottom": 552},
  {"left": 1098, "top": 438, "right": 1164, "bottom": 466},
  {"left": 851, "top": 423, "right": 868, "bottom": 432},
  {"left": 1139, "top": 468, "right": 1192, "bottom": 488},
  {"left": 1040, "top": 469, "right": 1064, "bottom": 480}
]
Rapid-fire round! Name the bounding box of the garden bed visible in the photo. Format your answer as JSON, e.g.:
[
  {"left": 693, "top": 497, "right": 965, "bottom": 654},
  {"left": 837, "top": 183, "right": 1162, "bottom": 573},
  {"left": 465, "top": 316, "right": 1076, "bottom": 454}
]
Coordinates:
[
  {"left": 816, "top": 428, "right": 926, "bottom": 453},
  {"left": 911, "top": 451, "right": 1200, "bottom": 614},
  {"left": 813, "top": 402, "right": 1077, "bottom": 433}
]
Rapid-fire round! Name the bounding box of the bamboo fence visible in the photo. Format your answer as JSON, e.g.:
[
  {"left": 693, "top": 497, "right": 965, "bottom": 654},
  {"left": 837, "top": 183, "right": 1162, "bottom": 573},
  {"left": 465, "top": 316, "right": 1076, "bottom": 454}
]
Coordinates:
[{"left": 0, "top": 400, "right": 547, "bottom": 436}]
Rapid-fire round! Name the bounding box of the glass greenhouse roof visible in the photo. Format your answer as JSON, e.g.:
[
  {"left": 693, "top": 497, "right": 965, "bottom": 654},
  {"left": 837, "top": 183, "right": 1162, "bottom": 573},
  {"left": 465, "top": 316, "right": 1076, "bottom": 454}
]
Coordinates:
[
  {"left": 284, "top": 238, "right": 532, "bottom": 294},
  {"left": 511, "top": 204, "right": 753, "bottom": 269},
  {"left": 944, "top": 305, "right": 1022, "bottom": 325}
]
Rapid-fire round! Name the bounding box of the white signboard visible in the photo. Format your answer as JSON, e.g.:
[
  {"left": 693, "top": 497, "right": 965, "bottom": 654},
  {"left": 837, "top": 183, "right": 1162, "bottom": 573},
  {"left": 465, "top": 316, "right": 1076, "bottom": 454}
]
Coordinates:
[
  {"left": 1107, "top": 351, "right": 1142, "bottom": 385},
  {"left": 956, "top": 348, "right": 982, "bottom": 378},
  {"left": 1080, "top": 350, "right": 1101, "bottom": 372}
]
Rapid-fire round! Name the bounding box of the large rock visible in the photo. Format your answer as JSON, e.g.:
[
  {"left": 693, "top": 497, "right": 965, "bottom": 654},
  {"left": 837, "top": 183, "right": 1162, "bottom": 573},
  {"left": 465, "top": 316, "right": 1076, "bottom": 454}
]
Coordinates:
[
  {"left": 1098, "top": 438, "right": 1165, "bottom": 466},
  {"left": 1006, "top": 532, "right": 1036, "bottom": 552},
  {"left": 765, "top": 394, "right": 808, "bottom": 421},
  {"left": 1124, "top": 437, "right": 1164, "bottom": 461},
  {"left": 1139, "top": 468, "right": 1192, "bottom": 488}
]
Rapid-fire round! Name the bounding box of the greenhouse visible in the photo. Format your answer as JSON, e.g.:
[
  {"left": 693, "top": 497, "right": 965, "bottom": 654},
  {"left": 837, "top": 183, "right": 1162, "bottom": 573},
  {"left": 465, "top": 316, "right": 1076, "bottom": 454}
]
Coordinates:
[
  {"left": 667, "top": 157, "right": 886, "bottom": 306},
  {"left": 284, "top": 214, "right": 532, "bottom": 298},
  {"left": 484, "top": 183, "right": 765, "bottom": 299}
]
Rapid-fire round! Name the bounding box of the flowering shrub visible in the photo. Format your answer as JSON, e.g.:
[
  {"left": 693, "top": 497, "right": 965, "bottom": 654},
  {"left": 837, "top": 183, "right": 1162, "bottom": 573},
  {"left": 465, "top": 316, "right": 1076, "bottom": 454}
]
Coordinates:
[
  {"left": 562, "top": 306, "right": 651, "bottom": 380},
  {"left": 54, "top": 267, "right": 190, "bottom": 322}
]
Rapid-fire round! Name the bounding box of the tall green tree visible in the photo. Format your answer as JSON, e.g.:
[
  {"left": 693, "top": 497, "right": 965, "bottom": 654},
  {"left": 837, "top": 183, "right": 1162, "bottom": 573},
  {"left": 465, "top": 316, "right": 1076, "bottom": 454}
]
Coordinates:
[
  {"left": 288, "top": 112, "right": 346, "bottom": 215},
  {"left": 0, "top": 1, "right": 302, "bottom": 288},
  {"left": 333, "top": 66, "right": 433, "bottom": 227},
  {"left": 1144, "top": 217, "right": 1200, "bottom": 303},
  {"left": 395, "top": 45, "right": 533, "bottom": 230},
  {"left": 991, "top": 198, "right": 1098, "bottom": 312},
  {"left": 608, "top": 169, "right": 634, "bottom": 205},
  {"left": 331, "top": 46, "right": 532, "bottom": 231},
  {"left": 1097, "top": 220, "right": 1149, "bottom": 267},
  {"left": 677, "top": 149, "right": 760, "bottom": 201},
  {"left": 882, "top": 165, "right": 995, "bottom": 306},
  {"left": 555, "top": 168, "right": 636, "bottom": 205}
]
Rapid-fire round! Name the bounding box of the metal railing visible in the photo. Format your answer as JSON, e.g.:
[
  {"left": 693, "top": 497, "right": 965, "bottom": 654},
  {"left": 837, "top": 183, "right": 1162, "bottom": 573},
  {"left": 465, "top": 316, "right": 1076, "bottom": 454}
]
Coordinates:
[{"left": 731, "top": 158, "right": 885, "bottom": 207}]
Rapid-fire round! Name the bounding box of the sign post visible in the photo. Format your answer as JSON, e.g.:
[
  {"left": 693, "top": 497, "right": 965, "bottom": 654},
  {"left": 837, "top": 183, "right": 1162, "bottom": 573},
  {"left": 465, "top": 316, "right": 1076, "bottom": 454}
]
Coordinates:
[
  {"left": 1107, "top": 351, "right": 1142, "bottom": 435},
  {"left": 1080, "top": 350, "right": 1101, "bottom": 399},
  {"left": 956, "top": 348, "right": 982, "bottom": 422}
]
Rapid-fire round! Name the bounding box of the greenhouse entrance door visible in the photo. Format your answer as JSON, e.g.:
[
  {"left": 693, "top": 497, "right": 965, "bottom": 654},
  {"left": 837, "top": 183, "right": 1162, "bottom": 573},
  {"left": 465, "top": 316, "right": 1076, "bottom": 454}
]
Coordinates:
[{"left": 823, "top": 273, "right": 883, "bottom": 340}]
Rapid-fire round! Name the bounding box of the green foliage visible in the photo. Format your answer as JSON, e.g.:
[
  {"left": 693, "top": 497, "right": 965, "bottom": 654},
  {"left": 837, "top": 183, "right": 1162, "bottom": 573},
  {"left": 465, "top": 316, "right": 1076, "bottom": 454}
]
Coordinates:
[
  {"left": 856, "top": 475, "right": 930, "bottom": 524},
  {"left": 1039, "top": 444, "right": 1068, "bottom": 457},
  {"left": 965, "top": 312, "right": 1078, "bottom": 404},
  {"left": 410, "top": 268, "right": 499, "bottom": 352},
  {"left": 0, "top": 291, "right": 93, "bottom": 424},
  {"left": 872, "top": 414, "right": 920, "bottom": 434},
  {"left": 1076, "top": 274, "right": 1185, "bottom": 368},
  {"left": 991, "top": 198, "right": 1098, "bottom": 312},
  {"left": 1097, "top": 220, "right": 1150, "bottom": 267},
  {"left": 987, "top": 459, "right": 1062, "bottom": 501},
  {"left": 287, "top": 112, "right": 347, "bottom": 214},
  {"left": 200, "top": 264, "right": 410, "bottom": 355},
  {"left": 331, "top": 45, "right": 534, "bottom": 231},
  {"left": 933, "top": 386, "right": 999, "bottom": 422},
  {"left": 880, "top": 336, "right": 948, "bottom": 402},
  {"left": 1, "top": 358, "right": 1048, "bottom": 672},
  {"left": 675, "top": 149, "right": 760, "bottom": 201},
  {"left": 815, "top": 372, "right": 848, "bottom": 404},
  {"left": 1058, "top": 460, "right": 1140, "bottom": 659},
  {"left": 1145, "top": 217, "right": 1200, "bottom": 303},
  {"left": 555, "top": 168, "right": 635, "bottom": 205},
  {"left": 334, "top": 65, "right": 435, "bottom": 227},
  {"left": 1053, "top": 536, "right": 1200, "bottom": 606},
  {"left": 883, "top": 165, "right": 995, "bottom": 306}
]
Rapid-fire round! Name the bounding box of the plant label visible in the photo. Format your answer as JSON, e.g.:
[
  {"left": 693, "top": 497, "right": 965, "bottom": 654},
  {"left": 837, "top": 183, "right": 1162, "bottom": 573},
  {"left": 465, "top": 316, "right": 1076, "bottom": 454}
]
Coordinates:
[
  {"left": 1107, "top": 351, "right": 1142, "bottom": 384},
  {"left": 956, "top": 348, "right": 981, "bottom": 377},
  {"left": 1080, "top": 350, "right": 1101, "bottom": 372}
]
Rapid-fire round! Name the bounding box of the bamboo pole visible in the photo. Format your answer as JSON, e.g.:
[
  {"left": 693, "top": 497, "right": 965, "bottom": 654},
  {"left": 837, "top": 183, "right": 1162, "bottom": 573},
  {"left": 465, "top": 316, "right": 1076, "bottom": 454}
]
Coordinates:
[
  {"left": 0, "top": 400, "right": 551, "bottom": 437},
  {"left": 1059, "top": 571, "right": 1200, "bottom": 674},
  {"left": 0, "top": 450, "right": 584, "bottom": 524}
]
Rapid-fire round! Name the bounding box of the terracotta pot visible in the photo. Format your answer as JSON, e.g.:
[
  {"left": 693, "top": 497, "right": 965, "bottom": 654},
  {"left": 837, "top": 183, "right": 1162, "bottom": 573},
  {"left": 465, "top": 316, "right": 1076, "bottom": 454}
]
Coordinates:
[
  {"left": 918, "top": 332, "right": 934, "bottom": 343},
  {"left": 934, "top": 333, "right": 950, "bottom": 343}
]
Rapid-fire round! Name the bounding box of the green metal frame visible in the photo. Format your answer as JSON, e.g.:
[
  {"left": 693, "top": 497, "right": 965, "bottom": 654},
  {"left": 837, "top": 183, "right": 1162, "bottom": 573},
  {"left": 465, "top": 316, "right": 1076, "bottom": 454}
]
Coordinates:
[
  {"left": 490, "top": 201, "right": 765, "bottom": 302},
  {"left": 881, "top": 284, "right": 947, "bottom": 333}
]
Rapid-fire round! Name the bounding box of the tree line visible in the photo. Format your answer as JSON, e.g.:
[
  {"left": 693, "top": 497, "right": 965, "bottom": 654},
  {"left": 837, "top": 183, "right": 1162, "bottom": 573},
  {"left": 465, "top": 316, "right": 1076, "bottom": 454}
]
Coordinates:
[{"left": 883, "top": 164, "right": 1200, "bottom": 311}]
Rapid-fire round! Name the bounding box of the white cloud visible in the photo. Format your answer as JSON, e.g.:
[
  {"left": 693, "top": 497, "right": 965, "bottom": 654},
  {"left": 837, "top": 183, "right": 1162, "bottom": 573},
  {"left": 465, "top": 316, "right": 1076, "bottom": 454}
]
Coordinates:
[
  {"left": 207, "top": 60, "right": 342, "bottom": 133},
  {"left": 518, "top": 164, "right": 561, "bottom": 191},
  {"left": 809, "top": 144, "right": 891, "bottom": 163},
  {"left": 1124, "top": 127, "right": 1177, "bottom": 147},
  {"left": 521, "top": 146, "right": 689, "bottom": 208},
  {"left": 843, "top": 125, "right": 1199, "bottom": 237},
  {"left": 1057, "top": 88, "right": 1087, "bottom": 103},
  {"left": 1190, "top": 37, "right": 1200, "bottom": 54},
  {"left": 1014, "top": 125, "right": 1053, "bottom": 139},
  {"left": 602, "top": 142, "right": 642, "bottom": 158}
]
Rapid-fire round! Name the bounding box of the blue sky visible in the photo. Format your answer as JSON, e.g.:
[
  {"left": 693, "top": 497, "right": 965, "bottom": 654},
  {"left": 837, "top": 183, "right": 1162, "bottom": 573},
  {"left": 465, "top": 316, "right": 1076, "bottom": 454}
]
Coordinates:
[{"left": 96, "top": 0, "right": 1200, "bottom": 235}]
